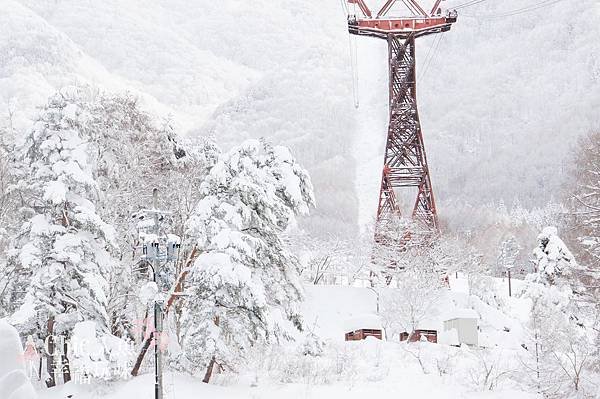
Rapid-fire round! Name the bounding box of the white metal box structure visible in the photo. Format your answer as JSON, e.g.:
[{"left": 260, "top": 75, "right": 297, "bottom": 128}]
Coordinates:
[{"left": 443, "top": 316, "right": 478, "bottom": 346}]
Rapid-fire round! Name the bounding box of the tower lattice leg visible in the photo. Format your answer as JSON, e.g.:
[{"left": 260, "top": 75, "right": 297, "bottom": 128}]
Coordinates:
[{"left": 375, "top": 34, "right": 438, "bottom": 243}]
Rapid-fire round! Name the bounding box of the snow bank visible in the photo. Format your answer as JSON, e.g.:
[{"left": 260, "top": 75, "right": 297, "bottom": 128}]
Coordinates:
[
  {"left": 0, "top": 320, "right": 37, "bottom": 399},
  {"left": 302, "top": 285, "right": 378, "bottom": 340}
]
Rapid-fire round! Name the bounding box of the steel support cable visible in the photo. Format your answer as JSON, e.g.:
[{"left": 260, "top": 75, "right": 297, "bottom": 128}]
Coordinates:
[
  {"left": 453, "top": 0, "right": 490, "bottom": 10},
  {"left": 486, "top": 0, "right": 568, "bottom": 18},
  {"left": 419, "top": 33, "right": 439, "bottom": 76},
  {"left": 340, "top": 0, "right": 360, "bottom": 108},
  {"left": 349, "top": 34, "right": 360, "bottom": 108},
  {"left": 339, "top": 0, "right": 349, "bottom": 16},
  {"left": 461, "top": 0, "right": 568, "bottom": 19},
  {"left": 419, "top": 34, "right": 443, "bottom": 83}
]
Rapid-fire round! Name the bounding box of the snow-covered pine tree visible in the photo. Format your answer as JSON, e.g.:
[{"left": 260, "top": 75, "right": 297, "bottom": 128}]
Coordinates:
[
  {"left": 532, "top": 226, "right": 578, "bottom": 286},
  {"left": 18, "top": 88, "right": 219, "bottom": 340},
  {"left": 496, "top": 236, "right": 520, "bottom": 276},
  {"left": 178, "top": 139, "right": 314, "bottom": 381},
  {"left": 47, "top": 89, "right": 218, "bottom": 263},
  {"left": 8, "top": 94, "right": 119, "bottom": 384}
]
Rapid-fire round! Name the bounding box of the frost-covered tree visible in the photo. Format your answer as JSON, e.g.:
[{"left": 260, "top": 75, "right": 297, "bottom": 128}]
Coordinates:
[
  {"left": 522, "top": 282, "right": 597, "bottom": 398},
  {"left": 532, "top": 226, "right": 578, "bottom": 286},
  {"left": 564, "top": 129, "right": 600, "bottom": 298},
  {"left": 39, "top": 89, "right": 218, "bottom": 263},
  {"left": 7, "top": 95, "right": 120, "bottom": 384},
  {"left": 56, "top": 90, "right": 218, "bottom": 338},
  {"left": 0, "top": 135, "right": 22, "bottom": 316},
  {"left": 380, "top": 266, "right": 443, "bottom": 338},
  {"left": 15, "top": 89, "right": 219, "bottom": 341},
  {"left": 178, "top": 139, "right": 314, "bottom": 382},
  {"left": 496, "top": 236, "right": 520, "bottom": 275}
]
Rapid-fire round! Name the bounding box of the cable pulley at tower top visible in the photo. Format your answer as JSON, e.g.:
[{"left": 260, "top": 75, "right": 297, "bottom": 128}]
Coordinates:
[{"left": 346, "top": 0, "right": 457, "bottom": 39}]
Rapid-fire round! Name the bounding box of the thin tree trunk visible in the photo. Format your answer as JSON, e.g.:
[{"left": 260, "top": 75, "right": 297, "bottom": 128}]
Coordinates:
[
  {"left": 202, "top": 356, "right": 216, "bottom": 384},
  {"left": 131, "top": 332, "right": 153, "bottom": 377}
]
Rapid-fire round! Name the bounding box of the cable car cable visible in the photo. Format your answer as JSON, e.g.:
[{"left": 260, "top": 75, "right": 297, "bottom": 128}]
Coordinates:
[{"left": 460, "top": 0, "right": 568, "bottom": 19}]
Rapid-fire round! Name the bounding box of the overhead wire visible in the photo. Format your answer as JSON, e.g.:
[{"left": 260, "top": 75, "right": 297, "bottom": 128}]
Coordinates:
[
  {"left": 349, "top": 34, "right": 360, "bottom": 108},
  {"left": 453, "top": 0, "right": 490, "bottom": 10},
  {"left": 418, "top": 34, "right": 440, "bottom": 81},
  {"left": 419, "top": 34, "right": 444, "bottom": 84},
  {"left": 458, "top": 0, "right": 569, "bottom": 19},
  {"left": 340, "top": 0, "right": 361, "bottom": 108},
  {"left": 486, "top": 0, "right": 568, "bottom": 18}
]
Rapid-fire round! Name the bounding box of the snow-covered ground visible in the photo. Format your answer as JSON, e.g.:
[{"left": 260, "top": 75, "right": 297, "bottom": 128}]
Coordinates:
[
  {"left": 31, "top": 275, "right": 541, "bottom": 399},
  {"left": 0, "top": 321, "right": 37, "bottom": 399}
]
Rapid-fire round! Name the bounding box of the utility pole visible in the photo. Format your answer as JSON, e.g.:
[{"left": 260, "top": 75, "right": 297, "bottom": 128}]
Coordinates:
[
  {"left": 505, "top": 264, "right": 513, "bottom": 297},
  {"left": 152, "top": 188, "right": 164, "bottom": 399},
  {"left": 131, "top": 191, "right": 181, "bottom": 383}
]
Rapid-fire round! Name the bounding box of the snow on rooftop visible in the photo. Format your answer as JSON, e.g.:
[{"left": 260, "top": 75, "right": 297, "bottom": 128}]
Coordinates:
[
  {"left": 343, "top": 314, "right": 382, "bottom": 332},
  {"left": 445, "top": 308, "right": 479, "bottom": 320}
]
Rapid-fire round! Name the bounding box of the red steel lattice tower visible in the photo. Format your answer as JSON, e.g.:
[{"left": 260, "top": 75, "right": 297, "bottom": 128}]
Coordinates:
[{"left": 347, "top": 0, "right": 457, "bottom": 242}]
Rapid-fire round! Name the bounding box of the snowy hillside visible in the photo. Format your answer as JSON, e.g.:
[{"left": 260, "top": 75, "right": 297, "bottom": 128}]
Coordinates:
[
  {"left": 353, "top": 0, "right": 600, "bottom": 228},
  {"left": 0, "top": 0, "right": 358, "bottom": 236},
  {"left": 3, "top": 1, "right": 598, "bottom": 235},
  {"left": 1, "top": 2, "right": 599, "bottom": 399}
]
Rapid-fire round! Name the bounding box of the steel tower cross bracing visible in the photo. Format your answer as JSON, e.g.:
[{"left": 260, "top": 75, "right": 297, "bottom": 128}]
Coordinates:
[{"left": 346, "top": 0, "right": 457, "bottom": 240}]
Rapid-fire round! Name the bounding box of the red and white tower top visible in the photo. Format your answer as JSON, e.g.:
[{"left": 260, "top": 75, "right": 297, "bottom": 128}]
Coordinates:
[{"left": 347, "top": 0, "right": 457, "bottom": 39}]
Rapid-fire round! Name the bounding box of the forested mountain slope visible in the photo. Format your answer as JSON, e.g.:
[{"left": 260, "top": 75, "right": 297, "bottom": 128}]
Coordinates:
[{"left": 2, "top": 0, "right": 599, "bottom": 235}]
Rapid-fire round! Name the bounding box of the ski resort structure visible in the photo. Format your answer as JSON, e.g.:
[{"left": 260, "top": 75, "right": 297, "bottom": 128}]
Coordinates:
[{"left": 347, "top": 0, "right": 457, "bottom": 242}]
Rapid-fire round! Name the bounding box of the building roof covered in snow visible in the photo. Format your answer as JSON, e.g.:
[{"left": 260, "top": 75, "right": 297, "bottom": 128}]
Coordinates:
[{"left": 343, "top": 314, "right": 382, "bottom": 331}]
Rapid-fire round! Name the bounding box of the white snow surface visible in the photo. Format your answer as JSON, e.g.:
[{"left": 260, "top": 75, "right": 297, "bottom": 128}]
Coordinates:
[
  {"left": 0, "top": 321, "right": 37, "bottom": 399},
  {"left": 31, "top": 275, "right": 541, "bottom": 399}
]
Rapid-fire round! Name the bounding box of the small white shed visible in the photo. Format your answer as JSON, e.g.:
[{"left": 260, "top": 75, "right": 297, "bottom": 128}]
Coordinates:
[{"left": 443, "top": 309, "right": 478, "bottom": 346}]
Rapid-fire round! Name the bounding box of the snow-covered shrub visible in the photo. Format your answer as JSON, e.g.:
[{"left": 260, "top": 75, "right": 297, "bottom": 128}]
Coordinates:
[
  {"left": 300, "top": 332, "right": 325, "bottom": 357},
  {"left": 68, "top": 321, "right": 133, "bottom": 383},
  {"left": 465, "top": 348, "right": 514, "bottom": 392},
  {"left": 521, "top": 280, "right": 597, "bottom": 398}
]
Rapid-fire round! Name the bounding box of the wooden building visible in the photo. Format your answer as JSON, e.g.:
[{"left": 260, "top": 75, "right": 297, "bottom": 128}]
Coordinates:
[
  {"left": 344, "top": 314, "right": 383, "bottom": 341},
  {"left": 345, "top": 328, "right": 383, "bottom": 341},
  {"left": 400, "top": 329, "right": 438, "bottom": 343}
]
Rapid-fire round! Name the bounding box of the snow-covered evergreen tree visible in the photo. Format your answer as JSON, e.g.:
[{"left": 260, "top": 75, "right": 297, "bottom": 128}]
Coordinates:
[
  {"left": 495, "top": 236, "right": 520, "bottom": 277},
  {"left": 532, "top": 226, "right": 578, "bottom": 286},
  {"left": 8, "top": 94, "right": 117, "bottom": 361},
  {"left": 178, "top": 139, "right": 314, "bottom": 381}
]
